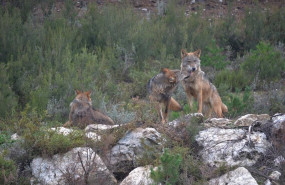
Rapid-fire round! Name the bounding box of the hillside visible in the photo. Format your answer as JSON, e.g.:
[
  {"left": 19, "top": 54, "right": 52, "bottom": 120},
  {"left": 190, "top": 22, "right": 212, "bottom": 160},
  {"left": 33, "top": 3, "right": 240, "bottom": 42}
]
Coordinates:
[{"left": 0, "top": 0, "right": 284, "bottom": 184}]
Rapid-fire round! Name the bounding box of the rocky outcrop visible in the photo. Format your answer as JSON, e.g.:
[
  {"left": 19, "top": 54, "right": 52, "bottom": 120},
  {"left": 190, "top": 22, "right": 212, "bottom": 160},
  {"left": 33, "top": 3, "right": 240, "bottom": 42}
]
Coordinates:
[
  {"left": 209, "top": 167, "right": 258, "bottom": 185},
  {"left": 271, "top": 113, "right": 285, "bottom": 146},
  {"left": 85, "top": 124, "right": 120, "bottom": 132},
  {"left": 168, "top": 113, "right": 204, "bottom": 128},
  {"left": 50, "top": 125, "right": 122, "bottom": 141},
  {"left": 233, "top": 114, "right": 270, "bottom": 127},
  {"left": 120, "top": 166, "right": 155, "bottom": 185},
  {"left": 204, "top": 117, "right": 232, "bottom": 128},
  {"left": 108, "top": 128, "right": 163, "bottom": 175},
  {"left": 31, "top": 147, "right": 117, "bottom": 185},
  {"left": 196, "top": 127, "right": 270, "bottom": 167}
]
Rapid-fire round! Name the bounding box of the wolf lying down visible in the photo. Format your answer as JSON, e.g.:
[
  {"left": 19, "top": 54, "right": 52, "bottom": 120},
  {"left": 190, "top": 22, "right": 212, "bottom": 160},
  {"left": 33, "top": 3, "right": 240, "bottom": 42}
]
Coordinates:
[{"left": 64, "top": 90, "right": 114, "bottom": 129}]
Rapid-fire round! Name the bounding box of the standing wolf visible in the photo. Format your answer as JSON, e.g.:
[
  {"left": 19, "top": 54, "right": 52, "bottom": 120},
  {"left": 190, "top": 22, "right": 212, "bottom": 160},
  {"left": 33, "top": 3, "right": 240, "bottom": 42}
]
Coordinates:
[
  {"left": 180, "top": 49, "right": 228, "bottom": 118},
  {"left": 64, "top": 90, "right": 114, "bottom": 128},
  {"left": 147, "top": 68, "right": 183, "bottom": 123}
]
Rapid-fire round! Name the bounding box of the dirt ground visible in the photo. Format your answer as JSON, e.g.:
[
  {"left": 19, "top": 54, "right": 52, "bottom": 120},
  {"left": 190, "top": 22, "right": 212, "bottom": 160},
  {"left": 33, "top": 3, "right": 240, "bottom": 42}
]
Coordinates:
[{"left": 28, "top": 0, "right": 285, "bottom": 21}]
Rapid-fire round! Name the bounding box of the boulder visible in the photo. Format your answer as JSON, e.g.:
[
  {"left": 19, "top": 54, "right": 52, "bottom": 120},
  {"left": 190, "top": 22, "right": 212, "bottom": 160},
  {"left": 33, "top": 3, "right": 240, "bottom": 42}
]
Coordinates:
[
  {"left": 168, "top": 113, "right": 203, "bottom": 128},
  {"left": 120, "top": 166, "right": 155, "bottom": 185},
  {"left": 274, "top": 155, "right": 285, "bottom": 167},
  {"left": 108, "top": 128, "right": 163, "bottom": 175},
  {"left": 233, "top": 114, "right": 270, "bottom": 127},
  {"left": 196, "top": 127, "right": 271, "bottom": 167},
  {"left": 11, "top": 133, "right": 21, "bottom": 141},
  {"left": 204, "top": 118, "right": 233, "bottom": 128},
  {"left": 271, "top": 113, "right": 285, "bottom": 152},
  {"left": 50, "top": 126, "right": 101, "bottom": 141},
  {"left": 85, "top": 124, "right": 120, "bottom": 132},
  {"left": 50, "top": 127, "right": 74, "bottom": 136},
  {"left": 209, "top": 167, "right": 258, "bottom": 185},
  {"left": 31, "top": 147, "right": 117, "bottom": 185},
  {"left": 269, "top": 171, "right": 281, "bottom": 181}
]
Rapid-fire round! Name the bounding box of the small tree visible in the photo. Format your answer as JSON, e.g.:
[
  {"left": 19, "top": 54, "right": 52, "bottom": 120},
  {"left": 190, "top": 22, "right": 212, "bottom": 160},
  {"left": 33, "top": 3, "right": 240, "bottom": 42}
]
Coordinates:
[{"left": 150, "top": 149, "right": 182, "bottom": 185}]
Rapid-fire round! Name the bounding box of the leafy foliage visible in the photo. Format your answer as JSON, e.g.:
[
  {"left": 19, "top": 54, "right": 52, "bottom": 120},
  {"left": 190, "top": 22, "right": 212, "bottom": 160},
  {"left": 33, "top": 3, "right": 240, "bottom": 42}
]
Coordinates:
[
  {"left": 150, "top": 149, "right": 182, "bottom": 185},
  {"left": 0, "top": 154, "right": 16, "bottom": 185},
  {"left": 241, "top": 41, "right": 285, "bottom": 89}
]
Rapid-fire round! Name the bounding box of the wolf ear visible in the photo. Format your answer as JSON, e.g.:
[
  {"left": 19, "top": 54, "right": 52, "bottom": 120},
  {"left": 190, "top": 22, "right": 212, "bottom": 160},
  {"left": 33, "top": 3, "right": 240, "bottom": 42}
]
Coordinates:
[
  {"left": 181, "top": 49, "right": 188, "bottom": 58},
  {"left": 193, "top": 49, "right": 201, "bottom": 58},
  {"left": 75, "top": 89, "right": 81, "bottom": 95},
  {"left": 161, "top": 68, "right": 169, "bottom": 74}
]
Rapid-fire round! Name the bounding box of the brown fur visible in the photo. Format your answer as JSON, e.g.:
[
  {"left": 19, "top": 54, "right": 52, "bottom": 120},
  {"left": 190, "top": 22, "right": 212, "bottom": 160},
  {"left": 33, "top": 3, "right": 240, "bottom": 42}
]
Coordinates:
[
  {"left": 64, "top": 90, "right": 114, "bottom": 128},
  {"left": 147, "top": 68, "right": 183, "bottom": 123},
  {"left": 180, "top": 49, "right": 228, "bottom": 118}
]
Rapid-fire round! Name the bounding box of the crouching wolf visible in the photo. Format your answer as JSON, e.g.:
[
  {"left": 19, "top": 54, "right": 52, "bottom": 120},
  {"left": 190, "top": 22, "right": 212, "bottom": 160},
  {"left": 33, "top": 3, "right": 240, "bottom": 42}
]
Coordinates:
[
  {"left": 64, "top": 90, "right": 114, "bottom": 128},
  {"left": 180, "top": 49, "right": 228, "bottom": 118},
  {"left": 147, "top": 68, "right": 183, "bottom": 124}
]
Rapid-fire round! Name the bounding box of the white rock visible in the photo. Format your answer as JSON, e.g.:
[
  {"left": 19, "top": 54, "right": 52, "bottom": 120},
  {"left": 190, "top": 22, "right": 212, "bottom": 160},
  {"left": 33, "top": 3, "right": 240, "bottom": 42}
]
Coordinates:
[
  {"left": 11, "top": 133, "right": 21, "bottom": 141},
  {"left": 269, "top": 171, "right": 281, "bottom": 181},
  {"left": 274, "top": 155, "right": 285, "bottom": 167},
  {"left": 85, "top": 132, "right": 101, "bottom": 141},
  {"left": 108, "top": 128, "right": 163, "bottom": 174},
  {"left": 196, "top": 127, "right": 271, "bottom": 167},
  {"left": 168, "top": 113, "right": 203, "bottom": 128},
  {"left": 85, "top": 124, "right": 120, "bottom": 132},
  {"left": 204, "top": 118, "right": 233, "bottom": 128},
  {"left": 50, "top": 127, "right": 73, "bottom": 136},
  {"left": 264, "top": 179, "right": 272, "bottom": 185},
  {"left": 31, "top": 147, "right": 116, "bottom": 185},
  {"left": 272, "top": 113, "right": 285, "bottom": 131},
  {"left": 272, "top": 113, "right": 285, "bottom": 125},
  {"left": 209, "top": 167, "right": 258, "bottom": 185},
  {"left": 234, "top": 114, "right": 270, "bottom": 127},
  {"left": 120, "top": 165, "right": 155, "bottom": 185}
]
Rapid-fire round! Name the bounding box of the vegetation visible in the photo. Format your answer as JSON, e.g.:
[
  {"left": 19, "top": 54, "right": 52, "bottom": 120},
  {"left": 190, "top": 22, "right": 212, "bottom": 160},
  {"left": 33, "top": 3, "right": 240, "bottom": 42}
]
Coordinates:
[
  {"left": 0, "top": 0, "right": 284, "bottom": 184},
  {"left": 150, "top": 149, "right": 182, "bottom": 185}
]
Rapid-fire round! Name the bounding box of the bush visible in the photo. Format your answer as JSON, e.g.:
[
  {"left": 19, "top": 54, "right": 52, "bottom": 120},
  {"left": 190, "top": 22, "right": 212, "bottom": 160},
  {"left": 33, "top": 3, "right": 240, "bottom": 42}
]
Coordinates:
[
  {"left": 24, "top": 128, "right": 85, "bottom": 157},
  {"left": 241, "top": 42, "right": 285, "bottom": 89},
  {"left": 0, "top": 64, "right": 17, "bottom": 119},
  {"left": 150, "top": 149, "right": 182, "bottom": 185},
  {"left": 0, "top": 154, "right": 16, "bottom": 185},
  {"left": 222, "top": 87, "right": 254, "bottom": 118},
  {"left": 214, "top": 69, "right": 250, "bottom": 91},
  {"left": 201, "top": 40, "right": 228, "bottom": 70}
]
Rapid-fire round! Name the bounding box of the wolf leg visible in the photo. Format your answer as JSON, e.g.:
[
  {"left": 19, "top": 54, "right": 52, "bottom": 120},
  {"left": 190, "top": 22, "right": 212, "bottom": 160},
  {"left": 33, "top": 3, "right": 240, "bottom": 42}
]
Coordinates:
[
  {"left": 197, "top": 89, "right": 203, "bottom": 113},
  {"left": 213, "top": 105, "right": 223, "bottom": 118},
  {"left": 204, "top": 104, "right": 212, "bottom": 118},
  {"left": 159, "top": 103, "right": 166, "bottom": 124},
  {"left": 163, "top": 99, "right": 171, "bottom": 124},
  {"left": 185, "top": 92, "right": 193, "bottom": 112}
]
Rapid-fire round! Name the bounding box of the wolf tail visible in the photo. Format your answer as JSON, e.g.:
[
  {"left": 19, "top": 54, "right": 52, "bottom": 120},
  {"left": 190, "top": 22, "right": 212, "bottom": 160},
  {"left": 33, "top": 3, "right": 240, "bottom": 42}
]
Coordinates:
[
  {"left": 221, "top": 103, "right": 228, "bottom": 113},
  {"left": 169, "top": 97, "right": 183, "bottom": 112}
]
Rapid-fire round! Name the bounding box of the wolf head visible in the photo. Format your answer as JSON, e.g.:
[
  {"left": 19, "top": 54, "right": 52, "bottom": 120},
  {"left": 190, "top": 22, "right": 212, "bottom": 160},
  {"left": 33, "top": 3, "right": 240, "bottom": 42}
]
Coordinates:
[
  {"left": 161, "top": 68, "right": 177, "bottom": 83},
  {"left": 73, "top": 89, "right": 92, "bottom": 105},
  {"left": 180, "top": 49, "right": 201, "bottom": 79}
]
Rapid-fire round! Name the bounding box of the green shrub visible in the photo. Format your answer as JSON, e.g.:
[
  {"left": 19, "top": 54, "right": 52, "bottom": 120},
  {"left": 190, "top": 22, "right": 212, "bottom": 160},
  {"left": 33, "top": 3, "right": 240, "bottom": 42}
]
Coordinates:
[
  {"left": 222, "top": 87, "right": 254, "bottom": 118},
  {"left": 241, "top": 41, "right": 285, "bottom": 89},
  {"left": 0, "top": 154, "right": 16, "bottom": 184},
  {"left": 25, "top": 129, "right": 85, "bottom": 157},
  {"left": 214, "top": 69, "right": 250, "bottom": 91},
  {"left": 0, "top": 64, "right": 17, "bottom": 119},
  {"left": 0, "top": 132, "right": 14, "bottom": 149},
  {"left": 150, "top": 149, "right": 182, "bottom": 185},
  {"left": 201, "top": 40, "right": 228, "bottom": 70}
]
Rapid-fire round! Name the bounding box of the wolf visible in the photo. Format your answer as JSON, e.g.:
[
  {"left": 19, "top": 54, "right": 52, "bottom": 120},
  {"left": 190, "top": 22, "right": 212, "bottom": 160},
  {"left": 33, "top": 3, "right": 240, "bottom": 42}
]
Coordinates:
[
  {"left": 63, "top": 90, "right": 114, "bottom": 128},
  {"left": 180, "top": 49, "right": 228, "bottom": 118},
  {"left": 147, "top": 68, "right": 184, "bottom": 124}
]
